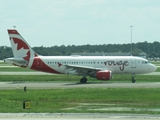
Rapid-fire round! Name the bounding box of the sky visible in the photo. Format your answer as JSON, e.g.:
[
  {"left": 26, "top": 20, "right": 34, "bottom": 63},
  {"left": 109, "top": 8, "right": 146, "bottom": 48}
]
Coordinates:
[{"left": 1, "top": 0, "right": 160, "bottom": 47}]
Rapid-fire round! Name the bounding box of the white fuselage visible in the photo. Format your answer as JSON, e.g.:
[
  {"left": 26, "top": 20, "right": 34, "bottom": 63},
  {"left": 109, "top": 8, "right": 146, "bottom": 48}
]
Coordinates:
[{"left": 29, "top": 56, "right": 156, "bottom": 75}]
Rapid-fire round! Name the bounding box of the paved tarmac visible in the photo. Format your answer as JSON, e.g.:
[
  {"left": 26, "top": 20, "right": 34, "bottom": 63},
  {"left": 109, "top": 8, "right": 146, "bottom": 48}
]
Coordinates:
[
  {"left": 0, "top": 81, "right": 160, "bottom": 89},
  {"left": 0, "top": 113, "right": 160, "bottom": 120}
]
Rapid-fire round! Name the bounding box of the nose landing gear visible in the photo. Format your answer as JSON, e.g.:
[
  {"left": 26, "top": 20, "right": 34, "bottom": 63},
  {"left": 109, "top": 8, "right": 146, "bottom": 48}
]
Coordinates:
[{"left": 132, "top": 74, "right": 136, "bottom": 83}]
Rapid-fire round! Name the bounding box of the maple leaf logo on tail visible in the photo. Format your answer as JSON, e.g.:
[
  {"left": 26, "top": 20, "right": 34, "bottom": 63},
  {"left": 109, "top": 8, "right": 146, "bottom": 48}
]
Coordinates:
[
  {"left": 8, "top": 29, "right": 37, "bottom": 67},
  {"left": 10, "top": 37, "right": 30, "bottom": 62}
]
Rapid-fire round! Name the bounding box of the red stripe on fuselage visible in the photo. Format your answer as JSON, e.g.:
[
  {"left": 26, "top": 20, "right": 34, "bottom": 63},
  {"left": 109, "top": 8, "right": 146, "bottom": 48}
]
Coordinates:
[{"left": 31, "top": 57, "right": 61, "bottom": 74}]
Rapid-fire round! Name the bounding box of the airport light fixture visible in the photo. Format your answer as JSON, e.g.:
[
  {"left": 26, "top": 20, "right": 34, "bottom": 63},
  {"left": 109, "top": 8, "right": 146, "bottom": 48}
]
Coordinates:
[{"left": 130, "top": 26, "right": 133, "bottom": 56}]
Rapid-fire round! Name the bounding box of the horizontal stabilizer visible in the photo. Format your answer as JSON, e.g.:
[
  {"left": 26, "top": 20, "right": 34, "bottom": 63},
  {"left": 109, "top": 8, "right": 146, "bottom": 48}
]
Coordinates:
[{"left": 4, "top": 58, "right": 28, "bottom": 66}]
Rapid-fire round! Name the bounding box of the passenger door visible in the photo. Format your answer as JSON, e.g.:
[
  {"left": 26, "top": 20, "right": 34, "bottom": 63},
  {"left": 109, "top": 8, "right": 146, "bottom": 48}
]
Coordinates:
[{"left": 131, "top": 58, "right": 136, "bottom": 68}]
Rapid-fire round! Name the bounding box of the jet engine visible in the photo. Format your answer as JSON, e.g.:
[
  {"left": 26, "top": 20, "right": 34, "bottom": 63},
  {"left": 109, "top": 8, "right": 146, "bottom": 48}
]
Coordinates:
[{"left": 96, "top": 70, "right": 112, "bottom": 80}]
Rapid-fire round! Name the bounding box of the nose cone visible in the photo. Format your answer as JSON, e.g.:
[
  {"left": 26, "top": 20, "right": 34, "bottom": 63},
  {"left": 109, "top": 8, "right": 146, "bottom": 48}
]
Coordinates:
[{"left": 150, "top": 64, "right": 157, "bottom": 72}]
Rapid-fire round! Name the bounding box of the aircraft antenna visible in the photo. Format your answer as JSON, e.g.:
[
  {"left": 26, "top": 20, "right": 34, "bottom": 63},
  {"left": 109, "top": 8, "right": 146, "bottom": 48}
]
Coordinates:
[{"left": 13, "top": 26, "right": 16, "bottom": 29}]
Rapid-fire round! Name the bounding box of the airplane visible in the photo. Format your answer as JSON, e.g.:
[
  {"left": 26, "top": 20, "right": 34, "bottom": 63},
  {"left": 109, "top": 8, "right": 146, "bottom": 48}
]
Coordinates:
[{"left": 5, "top": 29, "right": 157, "bottom": 83}]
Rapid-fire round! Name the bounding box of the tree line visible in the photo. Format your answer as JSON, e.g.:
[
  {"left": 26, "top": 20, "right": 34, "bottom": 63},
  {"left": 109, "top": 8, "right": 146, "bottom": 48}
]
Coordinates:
[{"left": 0, "top": 41, "right": 160, "bottom": 60}]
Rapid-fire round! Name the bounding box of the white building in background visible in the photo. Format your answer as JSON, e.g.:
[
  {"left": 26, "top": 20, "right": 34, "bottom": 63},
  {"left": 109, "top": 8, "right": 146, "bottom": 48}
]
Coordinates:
[
  {"left": 71, "top": 52, "right": 146, "bottom": 58},
  {"left": 139, "top": 52, "right": 146, "bottom": 58}
]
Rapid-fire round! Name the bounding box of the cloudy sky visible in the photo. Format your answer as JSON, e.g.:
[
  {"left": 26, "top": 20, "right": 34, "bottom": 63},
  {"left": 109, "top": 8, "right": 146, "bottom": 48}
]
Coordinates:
[{"left": 1, "top": 0, "right": 160, "bottom": 47}]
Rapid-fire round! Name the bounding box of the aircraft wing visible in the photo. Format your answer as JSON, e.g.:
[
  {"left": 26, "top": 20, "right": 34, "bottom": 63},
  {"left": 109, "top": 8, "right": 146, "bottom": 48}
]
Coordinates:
[{"left": 64, "top": 64, "right": 103, "bottom": 76}]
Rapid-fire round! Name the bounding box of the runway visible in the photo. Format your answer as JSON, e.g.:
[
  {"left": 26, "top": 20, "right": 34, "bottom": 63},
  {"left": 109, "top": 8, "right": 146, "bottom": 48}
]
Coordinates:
[{"left": 0, "top": 81, "right": 160, "bottom": 89}]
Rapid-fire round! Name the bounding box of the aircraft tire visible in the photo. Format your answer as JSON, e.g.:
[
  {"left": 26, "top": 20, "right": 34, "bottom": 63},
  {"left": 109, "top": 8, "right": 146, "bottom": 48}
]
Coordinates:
[
  {"left": 80, "top": 77, "right": 87, "bottom": 83},
  {"left": 132, "top": 77, "right": 136, "bottom": 83}
]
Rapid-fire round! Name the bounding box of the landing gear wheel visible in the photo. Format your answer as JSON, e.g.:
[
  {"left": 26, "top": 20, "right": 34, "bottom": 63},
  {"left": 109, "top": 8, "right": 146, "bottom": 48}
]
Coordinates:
[
  {"left": 132, "top": 76, "right": 136, "bottom": 83},
  {"left": 80, "top": 77, "right": 87, "bottom": 83}
]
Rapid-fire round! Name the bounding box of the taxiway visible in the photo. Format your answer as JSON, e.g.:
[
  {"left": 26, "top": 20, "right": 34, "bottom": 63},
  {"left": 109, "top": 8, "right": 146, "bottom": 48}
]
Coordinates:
[{"left": 0, "top": 81, "right": 160, "bottom": 90}]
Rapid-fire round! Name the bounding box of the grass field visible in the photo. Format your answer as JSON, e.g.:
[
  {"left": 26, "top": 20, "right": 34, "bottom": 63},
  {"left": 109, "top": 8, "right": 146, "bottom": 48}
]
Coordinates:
[
  {"left": 0, "top": 88, "right": 160, "bottom": 114},
  {"left": 0, "top": 74, "right": 160, "bottom": 82},
  {"left": 0, "top": 61, "right": 160, "bottom": 114},
  {"left": 151, "top": 61, "right": 160, "bottom": 65},
  {"left": 0, "top": 67, "right": 35, "bottom": 72}
]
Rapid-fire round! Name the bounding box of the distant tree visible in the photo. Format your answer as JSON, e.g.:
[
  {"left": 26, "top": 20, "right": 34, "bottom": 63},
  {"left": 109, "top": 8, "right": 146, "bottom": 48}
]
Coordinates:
[
  {"left": 149, "top": 52, "right": 159, "bottom": 58},
  {"left": 1, "top": 41, "right": 160, "bottom": 59},
  {"left": 132, "top": 48, "right": 143, "bottom": 56}
]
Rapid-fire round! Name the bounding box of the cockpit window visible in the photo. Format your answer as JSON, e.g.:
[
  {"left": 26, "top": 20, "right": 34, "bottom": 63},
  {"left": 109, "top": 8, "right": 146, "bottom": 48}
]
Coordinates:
[{"left": 142, "top": 61, "right": 148, "bottom": 64}]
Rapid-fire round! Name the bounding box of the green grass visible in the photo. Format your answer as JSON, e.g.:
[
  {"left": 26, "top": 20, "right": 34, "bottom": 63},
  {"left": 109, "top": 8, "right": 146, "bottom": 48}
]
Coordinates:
[
  {"left": 0, "top": 88, "right": 160, "bottom": 114},
  {"left": 0, "top": 61, "right": 8, "bottom": 64},
  {"left": 156, "top": 67, "right": 160, "bottom": 72},
  {"left": 151, "top": 61, "right": 160, "bottom": 64},
  {"left": 0, "top": 67, "right": 35, "bottom": 72},
  {"left": 0, "top": 74, "right": 159, "bottom": 82},
  {"left": 0, "top": 75, "right": 80, "bottom": 82},
  {"left": 0, "top": 62, "right": 160, "bottom": 114}
]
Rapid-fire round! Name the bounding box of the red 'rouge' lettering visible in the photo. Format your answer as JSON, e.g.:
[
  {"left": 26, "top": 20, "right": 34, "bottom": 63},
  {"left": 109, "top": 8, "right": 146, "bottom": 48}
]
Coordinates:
[{"left": 104, "top": 60, "right": 129, "bottom": 71}]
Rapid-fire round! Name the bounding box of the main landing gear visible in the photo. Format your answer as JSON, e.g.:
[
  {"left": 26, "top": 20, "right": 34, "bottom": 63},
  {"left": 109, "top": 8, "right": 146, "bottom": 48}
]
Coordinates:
[
  {"left": 80, "top": 77, "right": 87, "bottom": 83},
  {"left": 132, "top": 74, "right": 136, "bottom": 83}
]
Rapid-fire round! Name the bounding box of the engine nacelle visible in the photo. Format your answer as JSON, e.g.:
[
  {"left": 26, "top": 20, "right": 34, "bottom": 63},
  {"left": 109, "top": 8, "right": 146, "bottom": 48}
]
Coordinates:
[{"left": 96, "top": 70, "right": 112, "bottom": 81}]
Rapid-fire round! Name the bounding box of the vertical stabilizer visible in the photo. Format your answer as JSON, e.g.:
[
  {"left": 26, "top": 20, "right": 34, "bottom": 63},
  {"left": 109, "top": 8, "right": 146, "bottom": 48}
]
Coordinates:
[{"left": 7, "top": 29, "right": 38, "bottom": 67}]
